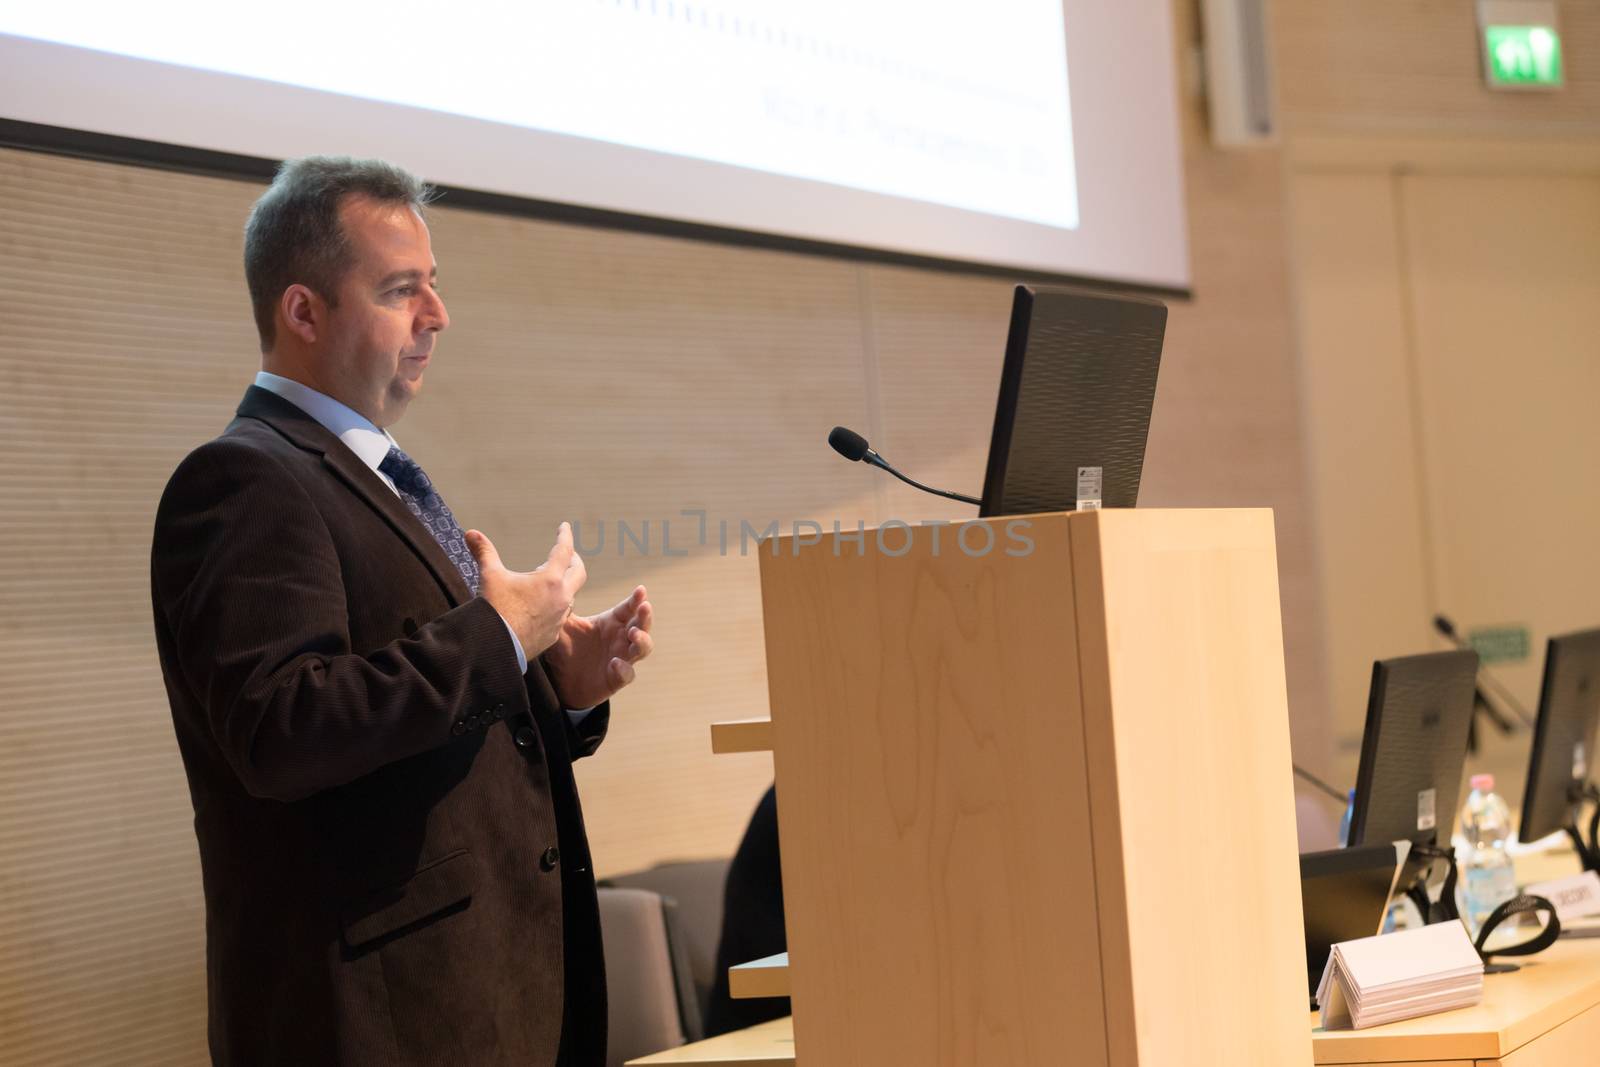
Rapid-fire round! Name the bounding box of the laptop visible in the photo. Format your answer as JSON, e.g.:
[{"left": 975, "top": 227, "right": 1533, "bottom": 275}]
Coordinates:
[{"left": 1300, "top": 841, "right": 1410, "bottom": 1009}]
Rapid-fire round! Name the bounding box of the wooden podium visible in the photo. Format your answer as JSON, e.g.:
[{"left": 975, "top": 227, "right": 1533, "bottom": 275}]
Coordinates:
[{"left": 747, "top": 509, "right": 1311, "bottom": 1066}]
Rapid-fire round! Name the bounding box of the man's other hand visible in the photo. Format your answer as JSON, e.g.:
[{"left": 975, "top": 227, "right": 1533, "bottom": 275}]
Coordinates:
[
  {"left": 466, "top": 523, "right": 587, "bottom": 659},
  {"left": 543, "top": 585, "right": 654, "bottom": 711}
]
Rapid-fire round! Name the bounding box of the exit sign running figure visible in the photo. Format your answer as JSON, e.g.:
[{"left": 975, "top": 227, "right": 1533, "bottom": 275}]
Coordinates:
[{"left": 1479, "top": 1, "right": 1564, "bottom": 90}]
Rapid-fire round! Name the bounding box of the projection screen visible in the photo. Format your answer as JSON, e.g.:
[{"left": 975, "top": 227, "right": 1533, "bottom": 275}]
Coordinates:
[{"left": 0, "top": 1, "right": 1189, "bottom": 290}]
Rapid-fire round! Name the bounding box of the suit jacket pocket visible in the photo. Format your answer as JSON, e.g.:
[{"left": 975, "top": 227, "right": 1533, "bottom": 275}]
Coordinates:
[{"left": 340, "top": 849, "right": 475, "bottom": 952}]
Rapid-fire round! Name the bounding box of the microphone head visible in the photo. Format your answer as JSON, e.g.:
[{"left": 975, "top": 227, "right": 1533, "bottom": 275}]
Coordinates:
[
  {"left": 828, "top": 426, "right": 870, "bottom": 462},
  {"left": 1434, "top": 615, "right": 1457, "bottom": 639}
]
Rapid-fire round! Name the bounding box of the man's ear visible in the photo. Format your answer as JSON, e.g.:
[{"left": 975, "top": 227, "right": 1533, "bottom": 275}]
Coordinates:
[{"left": 280, "top": 284, "right": 323, "bottom": 345}]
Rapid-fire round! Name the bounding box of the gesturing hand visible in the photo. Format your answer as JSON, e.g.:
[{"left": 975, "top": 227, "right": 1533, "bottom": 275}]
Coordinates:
[
  {"left": 542, "top": 585, "right": 654, "bottom": 711},
  {"left": 465, "top": 523, "right": 587, "bottom": 659}
]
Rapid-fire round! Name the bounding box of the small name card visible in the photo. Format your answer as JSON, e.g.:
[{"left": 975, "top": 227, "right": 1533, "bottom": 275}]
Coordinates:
[
  {"left": 1526, "top": 871, "right": 1600, "bottom": 924},
  {"left": 1318, "top": 921, "right": 1484, "bottom": 1031}
]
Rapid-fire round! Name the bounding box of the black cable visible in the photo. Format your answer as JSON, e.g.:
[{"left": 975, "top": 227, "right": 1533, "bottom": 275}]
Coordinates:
[
  {"left": 1293, "top": 763, "right": 1348, "bottom": 805},
  {"left": 1475, "top": 667, "right": 1536, "bottom": 730}
]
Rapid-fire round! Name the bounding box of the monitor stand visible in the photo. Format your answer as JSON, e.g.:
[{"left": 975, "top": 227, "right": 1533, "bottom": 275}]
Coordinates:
[
  {"left": 1565, "top": 785, "right": 1600, "bottom": 874},
  {"left": 1402, "top": 842, "right": 1462, "bottom": 925}
]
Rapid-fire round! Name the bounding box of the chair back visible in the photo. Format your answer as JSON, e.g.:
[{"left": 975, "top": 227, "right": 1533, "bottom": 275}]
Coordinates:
[
  {"left": 598, "top": 887, "right": 690, "bottom": 1066},
  {"left": 605, "top": 857, "right": 733, "bottom": 1037}
]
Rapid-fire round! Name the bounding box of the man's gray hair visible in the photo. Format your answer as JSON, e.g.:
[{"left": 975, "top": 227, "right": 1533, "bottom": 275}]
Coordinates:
[{"left": 244, "top": 156, "right": 437, "bottom": 350}]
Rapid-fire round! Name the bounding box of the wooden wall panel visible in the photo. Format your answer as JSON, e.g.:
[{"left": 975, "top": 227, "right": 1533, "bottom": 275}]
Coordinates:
[
  {"left": 1284, "top": 173, "right": 1436, "bottom": 776},
  {"left": 0, "top": 154, "right": 259, "bottom": 1067},
  {"left": 1398, "top": 172, "right": 1600, "bottom": 807},
  {"left": 1154, "top": 0, "right": 1333, "bottom": 769},
  {"left": 859, "top": 264, "right": 1012, "bottom": 526}
]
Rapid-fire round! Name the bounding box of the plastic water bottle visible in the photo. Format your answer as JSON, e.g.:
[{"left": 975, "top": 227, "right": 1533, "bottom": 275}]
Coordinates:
[{"left": 1460, "top": 774, "right": 1516, "bottom": 935}]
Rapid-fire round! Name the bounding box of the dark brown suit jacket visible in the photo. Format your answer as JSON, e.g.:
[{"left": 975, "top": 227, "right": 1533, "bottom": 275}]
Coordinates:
[{"left": 151, "top": 386, "right": 608, "bottom": 1066}]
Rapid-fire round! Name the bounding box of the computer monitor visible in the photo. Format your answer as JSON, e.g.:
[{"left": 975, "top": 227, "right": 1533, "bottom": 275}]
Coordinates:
[
  {"left": 1347, "top": 650, "right": 1480, "bottom": 859},
  {"left": 1518, "top": 628, "right": 1600, "bottom": 850},
  {"left": 978, "top": 284, "right": 1166, "bottom": 517}
]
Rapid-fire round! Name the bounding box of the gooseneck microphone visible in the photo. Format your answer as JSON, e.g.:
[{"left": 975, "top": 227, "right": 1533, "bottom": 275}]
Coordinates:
[
  {"left": 826, "top": 426, "right": 874, "bottom": 464},
  {"left": 827, "top": 426, "right": 980, "bottom": 507},
  {"left": 1434, "top": 614, "right": 1535, "bottom": 729}
]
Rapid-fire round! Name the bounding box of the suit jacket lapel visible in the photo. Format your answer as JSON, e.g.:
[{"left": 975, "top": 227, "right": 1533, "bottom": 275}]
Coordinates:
[{"left": 234, "top": 386, "right": 472, "bottom": 607}]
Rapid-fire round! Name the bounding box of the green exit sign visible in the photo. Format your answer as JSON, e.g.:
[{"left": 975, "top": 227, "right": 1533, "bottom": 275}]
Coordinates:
[
  {"left": 1479, "top": 2, "right": 1564, "bottom": 90},
  {"left": 1468, "top": 625, "right": 1531, "bottom": 665},
  {"left": 1484, "top": 25, "right": 1564, "bottom": 88}
]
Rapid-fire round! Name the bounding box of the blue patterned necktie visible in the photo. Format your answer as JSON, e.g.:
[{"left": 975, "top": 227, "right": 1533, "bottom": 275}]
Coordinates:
[{"left": 378, "top": 445, "right": 481, "bottom": 596}]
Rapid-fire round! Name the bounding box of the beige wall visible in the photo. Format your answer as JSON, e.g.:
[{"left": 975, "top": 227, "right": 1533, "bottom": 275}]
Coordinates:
[
  {"left": 1277, "top": 0, "right": 1600, "bottom": 798},
  {"left": 0, "top": 3, "right": 1340, "bottom": 1062},
  {"left": 1160, "top": 0, "right": 1329, "bottom": 774}
]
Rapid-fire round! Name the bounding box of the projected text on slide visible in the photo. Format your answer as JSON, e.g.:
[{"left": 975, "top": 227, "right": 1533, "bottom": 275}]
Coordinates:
[{"left": 5, "top": 0, "right": 1079, "bottom": 230}]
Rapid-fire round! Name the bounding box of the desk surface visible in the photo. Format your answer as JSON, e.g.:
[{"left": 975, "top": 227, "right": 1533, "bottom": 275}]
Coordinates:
[
  {"left": 1309, "top": 934, "right": 1600, "bottom": 1063},
  {"left": 628, "top": 934, "right": 1600, "bottom": 1066}
]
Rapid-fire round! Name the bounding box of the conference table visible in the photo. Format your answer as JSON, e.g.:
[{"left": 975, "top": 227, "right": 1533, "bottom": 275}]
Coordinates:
[
  {"left": 630, "top": 848, "right": 1600, "bottom": 1067},
  {"left": 629, "top": 936, "right": 1600, "bottom": 1066}
]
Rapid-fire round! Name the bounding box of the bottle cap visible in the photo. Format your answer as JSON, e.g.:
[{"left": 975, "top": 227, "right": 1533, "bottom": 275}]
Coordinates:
[{"left": 1470, "top": 773, "right": 1494, "bottom": 791}]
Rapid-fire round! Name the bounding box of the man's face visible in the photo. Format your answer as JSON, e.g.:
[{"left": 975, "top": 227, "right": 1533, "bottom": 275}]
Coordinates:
[{"left": 316, "top": 195, "right": 449, "bottom": 427}]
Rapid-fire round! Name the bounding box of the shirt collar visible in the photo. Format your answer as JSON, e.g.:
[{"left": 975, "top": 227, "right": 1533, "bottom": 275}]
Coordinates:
[{"left": 253, "top": 371, "right": 395, "bottom": 474}]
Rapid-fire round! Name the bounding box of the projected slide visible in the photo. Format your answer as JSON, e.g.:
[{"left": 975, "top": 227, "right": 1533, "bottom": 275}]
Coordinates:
[{"left": 4, "top": 0, "right": 1079, "bottom": 229}]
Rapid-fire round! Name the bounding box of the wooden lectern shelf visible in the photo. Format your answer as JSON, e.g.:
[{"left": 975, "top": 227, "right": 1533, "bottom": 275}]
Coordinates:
[
  {"left": 710, "top": 718, "right": 774, "bottom": 754},
  {"left": 728, "top": 952, "right": 789, "bottom": 999},
  {"left": 624, "top": 1016, "right": 795, "bottom": 1065}
]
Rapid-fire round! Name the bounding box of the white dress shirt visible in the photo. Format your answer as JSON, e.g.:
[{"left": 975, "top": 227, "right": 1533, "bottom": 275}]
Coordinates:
[{"left": 253, "top": 371, "right": 530, "bottom": 672}]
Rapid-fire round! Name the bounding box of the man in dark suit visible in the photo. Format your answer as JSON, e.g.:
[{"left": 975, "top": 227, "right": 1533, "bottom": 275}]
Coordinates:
[{"left": 150, "top": 156, "right": 653, "bottom": 1066}]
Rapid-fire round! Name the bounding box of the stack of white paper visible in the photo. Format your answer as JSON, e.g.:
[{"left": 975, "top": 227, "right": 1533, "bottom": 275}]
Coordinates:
[{"left": 1317, "top": 922, "right": 1485, "bottom": 1030}]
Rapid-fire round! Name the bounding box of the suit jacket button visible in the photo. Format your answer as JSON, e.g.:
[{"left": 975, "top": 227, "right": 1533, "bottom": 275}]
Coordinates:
[
  {"left": 451, "top": 722, "right": 466, "bottom": 736},
  {"left": 514, "top": 726, "right": 535, "bottom": 749},
  {"left": 540, "top": 846, "right": 560, "bottom": 872},
  {"left": 467, "top": 714, "right": 480, "bottom": 729}
]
